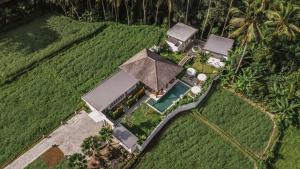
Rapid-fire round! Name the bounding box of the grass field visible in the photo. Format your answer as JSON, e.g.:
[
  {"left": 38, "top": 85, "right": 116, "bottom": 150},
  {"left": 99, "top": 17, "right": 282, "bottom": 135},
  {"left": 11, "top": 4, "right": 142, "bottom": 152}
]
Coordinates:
[
  {"left": 198, "top": 88, "right": 273, "bottom": 154},
  {"left": 122, "top": 103, "right": 162, "bottom": 140},
  {"left": 274, "top": 127, "right": 300, "bottom": 169},
  {"left": 134, "top": 114, "right": 253, "bottom": 169},
  {"left": 25, "top": 158, "right": 70, "bottom": 169},
  {"left": 0, "top": 14, "right": 102, "bottom": 82},
  {"left": 0, "top": 16, "right": 164, "bottom": 166}
]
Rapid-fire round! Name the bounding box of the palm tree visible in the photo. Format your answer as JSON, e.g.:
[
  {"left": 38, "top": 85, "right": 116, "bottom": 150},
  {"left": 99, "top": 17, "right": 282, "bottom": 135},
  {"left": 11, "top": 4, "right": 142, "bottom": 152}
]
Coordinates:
[
  {"left": 142, "top": 0, "right": 148, "bottom": 24},
  {"left": 185, "top": 0, "right": 190, "bottom": 24},
  {"left": 200, "top": 0, "right": 212, "bottom": 39},
  {"left": 99, "top": 126, "right": 113, "bottom": 145},
  {"left": 167, "top": 0, "right": 174, "bottom": 28},
  {"left": 81, "top": 136, "right": 104, "bottom": 157},
  {"left": 265, "top": 2, "right": 300, "bottom": 41},
  {"left": 154, "top": 0, "right": 164, "bottom": 25},
  {"left": 221, "top": 0, "right": 234, "bottom": 37},
  {"left": 68, "top": 153, "right": 87, "bottom": 169},
  {"left": 228, "top": 0, "right": 266, "bottom": 79},
  {"left": 125, "top": 0, "right": 130, "bottom": 25},
  {"left": 96, "top": 0, "right": 106, "bottom": 19}
]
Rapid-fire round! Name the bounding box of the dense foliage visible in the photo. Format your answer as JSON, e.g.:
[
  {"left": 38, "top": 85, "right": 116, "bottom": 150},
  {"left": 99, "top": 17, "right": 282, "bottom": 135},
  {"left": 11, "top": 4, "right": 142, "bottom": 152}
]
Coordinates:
[
  {"left": 0, "top": 16, "right": 163, "bottom": 166},
  {"left": 195, "top": 88, "right": 273, "bottom": 154},
  {"left": 134, "top": 113, "right": 253, "bottom": 169}
]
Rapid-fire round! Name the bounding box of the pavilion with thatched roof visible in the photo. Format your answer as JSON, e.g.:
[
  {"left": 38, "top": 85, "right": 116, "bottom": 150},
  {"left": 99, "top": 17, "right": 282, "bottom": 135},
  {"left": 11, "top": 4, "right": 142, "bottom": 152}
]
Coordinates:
[{"left": 119, "top": 49, "right": 183, "bottom": 95}]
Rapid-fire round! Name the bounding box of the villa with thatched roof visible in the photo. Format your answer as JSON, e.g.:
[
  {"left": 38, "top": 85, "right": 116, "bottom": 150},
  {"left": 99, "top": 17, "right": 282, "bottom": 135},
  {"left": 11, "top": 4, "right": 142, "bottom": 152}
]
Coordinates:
[
  {"left": 120, "top": 49, "right": 182, "bottom": 94},
  {"left": 82, "top": 48, "right": 182, "bottom": 153}
]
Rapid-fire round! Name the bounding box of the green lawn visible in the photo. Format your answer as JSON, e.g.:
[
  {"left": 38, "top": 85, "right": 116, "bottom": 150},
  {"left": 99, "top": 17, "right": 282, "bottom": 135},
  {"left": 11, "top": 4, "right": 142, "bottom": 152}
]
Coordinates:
[
  {"left": 274, "top": 127, "right": 300, "bottom": 169},
  {"left": 0, "top": 13, "right": 102, "bottom": 82},
  {"left": 25, "top": 158, "right": 70, "bottom": 169},
  {"left": 134, "top": 113, "right": 253, "bottom": 169},
  {"left": 122, "top": 103, "right": 162, "bottom": 140},
  {"left": 198, "top": 88, "right": 273, "bottom": 154},
  {"left": 0, "top": 20, "right": 164, "bottom": 166}
]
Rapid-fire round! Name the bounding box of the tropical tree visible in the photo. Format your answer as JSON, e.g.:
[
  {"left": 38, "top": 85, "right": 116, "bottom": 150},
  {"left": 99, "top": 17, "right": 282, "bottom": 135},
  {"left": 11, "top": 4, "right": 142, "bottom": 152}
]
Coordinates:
[
  {"left": 125, "top": 0, "right": 130, "bottom": 25},
  {"left": 154, "top": 0, "right": 164, "bottom": 25},
  {"left": 228, "top": 0, "right": 266, "bottom": 79},
  {"left": 99, "top": 126, "right": 113, "bottom": 145},
  {"left": 200, "top": 0, "right": 212, "bottom": 39},
  {"left": 265, "top": 1, "right": 300, "bottom": 41},
  {"left": 185, "top": 0, "right": 190, "bottom": 24},
  {"left": 68, "top": 153, "right": 87, "bottom": 169},
  {"left": 221, "top": 0, "right": 234, "bottom": 37},
  {"left": 81, "top": 136, "right": 104, "bottom": 157},
  {"left": 167, "top": 0, "right": 176, "bottom": 28},
  {"left": 142, "top": 0, "right": 148, "bottom": 24}
]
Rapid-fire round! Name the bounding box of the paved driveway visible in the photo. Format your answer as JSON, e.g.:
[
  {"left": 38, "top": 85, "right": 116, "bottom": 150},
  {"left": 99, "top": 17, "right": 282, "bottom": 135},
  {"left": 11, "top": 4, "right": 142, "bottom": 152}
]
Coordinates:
[{"left": 5, "top": 111, "right": 104, "bottom": 169}]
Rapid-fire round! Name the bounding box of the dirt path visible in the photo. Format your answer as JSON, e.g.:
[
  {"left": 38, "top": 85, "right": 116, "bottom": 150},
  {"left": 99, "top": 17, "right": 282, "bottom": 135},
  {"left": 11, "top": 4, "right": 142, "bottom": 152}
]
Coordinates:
[
  {"left": 192, "top": 112, "right": 259, "bottom": 169},
  {"left": 223, "top": 87, "right": 278, "bottom": 159}
]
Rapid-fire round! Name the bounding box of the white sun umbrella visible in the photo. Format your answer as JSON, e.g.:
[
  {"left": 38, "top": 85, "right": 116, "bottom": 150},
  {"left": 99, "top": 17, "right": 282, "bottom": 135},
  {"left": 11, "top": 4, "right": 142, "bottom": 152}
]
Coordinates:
[
  {"left": 191, "top": 86, "right": 202, "bottom": 95},
  {"left": 197, "top": 73, "right": 207, "bottom": 81},
  {"left": 187, "top": 68, "right": 196, "bottom": 76}
]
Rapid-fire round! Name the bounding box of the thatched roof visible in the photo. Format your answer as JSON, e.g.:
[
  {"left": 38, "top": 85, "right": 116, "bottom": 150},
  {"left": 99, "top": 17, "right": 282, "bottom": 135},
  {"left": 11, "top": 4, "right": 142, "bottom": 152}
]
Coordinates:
[
  {"left": 119, "top": 49, "right": 182, "bottom": 91},
  {"left": 167, "top": 23, "right": 198, "bottom": 42}
]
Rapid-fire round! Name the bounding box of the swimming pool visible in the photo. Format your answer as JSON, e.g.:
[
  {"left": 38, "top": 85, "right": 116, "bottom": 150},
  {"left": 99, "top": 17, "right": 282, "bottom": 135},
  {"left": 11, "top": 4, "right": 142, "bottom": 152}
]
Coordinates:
[{"left": 147, "top": 81, "right": 190, "bottom": 113}]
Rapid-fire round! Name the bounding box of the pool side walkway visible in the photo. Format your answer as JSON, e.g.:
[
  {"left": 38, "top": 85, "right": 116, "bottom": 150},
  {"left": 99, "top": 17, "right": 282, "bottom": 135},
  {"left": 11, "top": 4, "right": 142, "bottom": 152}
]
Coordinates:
[{"left": 5, "top": 111, "right": 104, "bottom": 169}]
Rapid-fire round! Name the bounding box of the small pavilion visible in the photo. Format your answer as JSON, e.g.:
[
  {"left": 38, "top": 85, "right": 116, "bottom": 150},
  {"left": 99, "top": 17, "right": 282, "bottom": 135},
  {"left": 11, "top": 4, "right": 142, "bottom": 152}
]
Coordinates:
[{"left": 166, "top": 23, "right": 198, "bottom": 52}]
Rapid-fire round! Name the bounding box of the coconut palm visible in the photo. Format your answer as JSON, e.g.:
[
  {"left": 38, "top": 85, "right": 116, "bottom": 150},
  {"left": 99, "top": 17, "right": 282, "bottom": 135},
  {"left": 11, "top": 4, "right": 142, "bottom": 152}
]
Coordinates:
[
  {"left": 265, "top": 2, "right": 300, "bottom": 41},
  {"left": 154, "top": 0, "right": 164, "bottom": 25},
  {"left": 185, "top": 0, "right": 190, "bottom": 24},
  {"left": 221, "top": 0, "right": 234, "bottom": 37},
  {"left": 68, "top": 153, "right": 87, "bottom": 169},
  {"left": 228, "top": 0, "right": 266, "bottom": 78},
  {"left": 142, "top": 0, "right": 148, "bottom": 24},
  {"left": 99, "top": 126, "right": 113, "bottom": 145},
  {"left": 167, "top": 0, "right": 175, "bottom": 28},
  {"left": 200, "top": 0, "right": 212, "bottom": 39},
  {"left": 81, "top": 136, "right": 104, "bottom": 157},
  {"left": 124, "top": 0, "right": 130, "bottom": 25}
]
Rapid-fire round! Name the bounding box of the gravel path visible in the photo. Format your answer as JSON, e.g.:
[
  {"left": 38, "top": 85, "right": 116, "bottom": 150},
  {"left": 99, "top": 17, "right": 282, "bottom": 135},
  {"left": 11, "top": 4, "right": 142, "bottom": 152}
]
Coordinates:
[{"left": 5, "top": 111, "right": 104, "bottom": 169}]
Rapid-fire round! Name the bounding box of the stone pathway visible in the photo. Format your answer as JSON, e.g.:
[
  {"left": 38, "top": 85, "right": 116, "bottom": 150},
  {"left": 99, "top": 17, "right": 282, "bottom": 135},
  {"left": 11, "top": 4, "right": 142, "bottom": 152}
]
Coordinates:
[{"left": 5, "top": 111, "right": 104, "bottom": 169}]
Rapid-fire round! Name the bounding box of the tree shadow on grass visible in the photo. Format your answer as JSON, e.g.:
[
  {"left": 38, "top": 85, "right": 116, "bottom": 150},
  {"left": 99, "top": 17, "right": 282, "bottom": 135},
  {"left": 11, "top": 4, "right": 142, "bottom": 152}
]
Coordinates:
[{"left": 0, "top": 14, "right": 60, "bottom": 53}]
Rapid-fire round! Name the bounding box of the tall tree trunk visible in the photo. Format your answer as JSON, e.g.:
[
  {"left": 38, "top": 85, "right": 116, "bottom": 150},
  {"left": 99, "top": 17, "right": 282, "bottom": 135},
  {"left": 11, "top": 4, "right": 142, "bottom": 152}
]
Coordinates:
[
  {"left": 143, "top": 0, "right": 147, "bottom": 24},
  {"left": 200, "top": 0, "right": 212, "bottom": 39},
  {"left": 221, "top": 0, "right": 233, "bottom": 37},
  {"left": 115, "top": 5, "right": 118, "bottom": 22},
  {"left": 101, "top": 0, "right": 106, "bottom": 19},
  {"left": 125, "top": 0, "right": 130, "bottom": 25},
  {"left": 154, "top": 5, "right": 159, "bottom": 25},
  {"left": 185, "top": 0, "right": 190, "bottom": 24},
  {"left": 233, "top": 43, "right": 247, "bottom": 81}
]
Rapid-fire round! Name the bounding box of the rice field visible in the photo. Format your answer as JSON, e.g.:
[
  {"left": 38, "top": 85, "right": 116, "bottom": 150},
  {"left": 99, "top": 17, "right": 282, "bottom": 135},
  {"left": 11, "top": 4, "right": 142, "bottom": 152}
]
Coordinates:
[
  {"left": 197, "top": 88, "right": 274, "bottom": 154},
  {"left": 0, "top": 14, "right": 102, "bottom": 83},
  {"left": 134, "top": 114, "right": 254, "bottom": 169},
  {"left": 0, "top": 16, "right": 164, "bottom": 166}
]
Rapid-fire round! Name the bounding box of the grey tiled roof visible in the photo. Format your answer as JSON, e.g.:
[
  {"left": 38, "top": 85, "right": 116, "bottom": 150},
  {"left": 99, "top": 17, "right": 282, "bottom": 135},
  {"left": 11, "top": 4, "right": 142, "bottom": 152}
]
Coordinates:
[
  {"left": 119, "top": 49, "right": 183, "bottom": 91},
  {"left": 203, "top": 34, "right": 234, "bottom": 56},
  {"left": 113, "top": 124, "right": 138, "bottom": 150},
  {"left": 82, "top": 70, "right": 138, "bottom": 112},
  {"left": 167, "top": 23, "right": 198, "bottom": 42}
]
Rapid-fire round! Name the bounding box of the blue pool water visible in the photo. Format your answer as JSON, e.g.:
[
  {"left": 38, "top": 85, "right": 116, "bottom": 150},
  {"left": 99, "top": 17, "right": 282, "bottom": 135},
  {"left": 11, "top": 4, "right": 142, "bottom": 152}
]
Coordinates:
[{"left": 147, "top": 81, "right": 190, "bottom": 113}]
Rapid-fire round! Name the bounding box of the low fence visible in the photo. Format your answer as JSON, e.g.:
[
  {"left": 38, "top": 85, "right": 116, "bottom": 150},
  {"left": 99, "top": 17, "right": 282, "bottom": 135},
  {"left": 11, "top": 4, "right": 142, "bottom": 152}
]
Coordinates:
[{"left": 138, "top": 75, "right": 220, "bottom": 151}]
